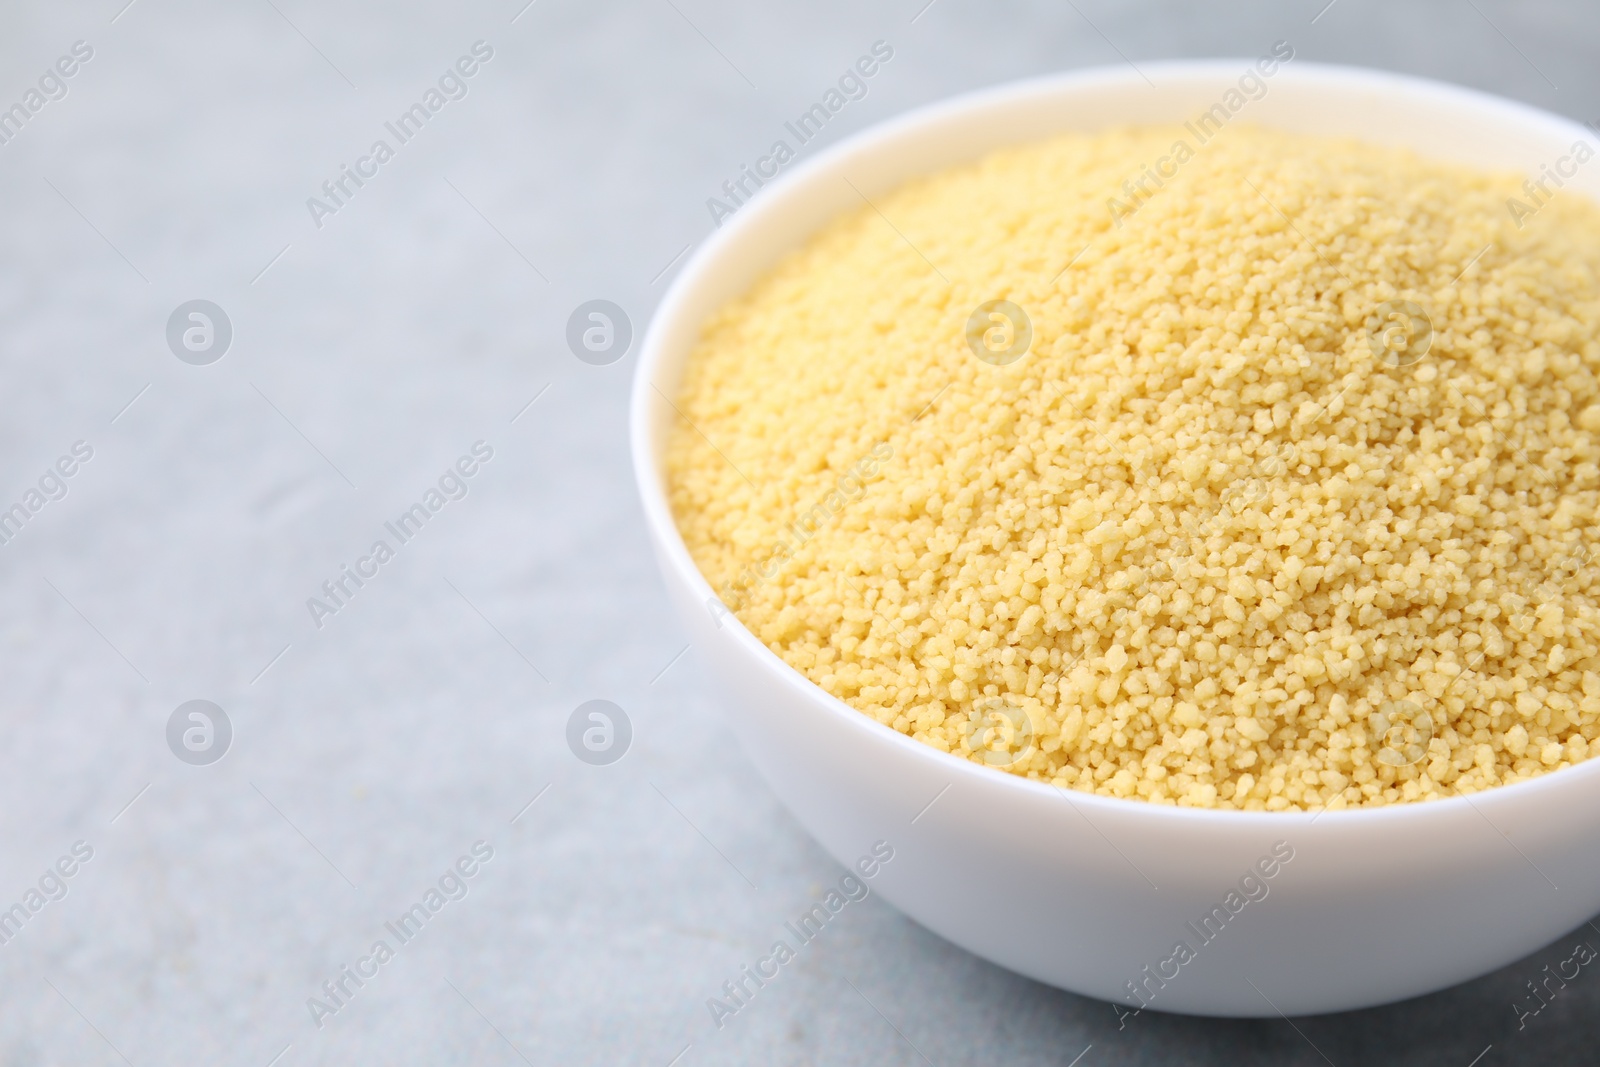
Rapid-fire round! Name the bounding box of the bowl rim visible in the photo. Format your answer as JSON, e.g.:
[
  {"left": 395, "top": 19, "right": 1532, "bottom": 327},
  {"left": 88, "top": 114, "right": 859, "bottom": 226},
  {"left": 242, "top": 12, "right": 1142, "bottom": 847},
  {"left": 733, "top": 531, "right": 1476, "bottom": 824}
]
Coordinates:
[{"left": 629, "top": 57, "right": 1600, "bottom": 831}]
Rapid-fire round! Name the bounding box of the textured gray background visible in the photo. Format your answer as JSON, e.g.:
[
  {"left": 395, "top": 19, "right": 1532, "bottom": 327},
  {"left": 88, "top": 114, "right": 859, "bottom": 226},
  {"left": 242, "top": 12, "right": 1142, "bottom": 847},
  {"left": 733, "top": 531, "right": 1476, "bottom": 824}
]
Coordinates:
[{"left": 0, "top": 0, "right": 1596, "bottom": 1064}]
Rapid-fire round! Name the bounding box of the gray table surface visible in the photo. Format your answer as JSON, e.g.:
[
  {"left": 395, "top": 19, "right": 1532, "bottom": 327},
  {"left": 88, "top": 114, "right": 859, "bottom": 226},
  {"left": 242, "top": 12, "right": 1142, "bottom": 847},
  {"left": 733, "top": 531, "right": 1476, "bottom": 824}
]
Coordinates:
[{"left": 1, "top": 0, "right": 1597, "bottom": 1063}]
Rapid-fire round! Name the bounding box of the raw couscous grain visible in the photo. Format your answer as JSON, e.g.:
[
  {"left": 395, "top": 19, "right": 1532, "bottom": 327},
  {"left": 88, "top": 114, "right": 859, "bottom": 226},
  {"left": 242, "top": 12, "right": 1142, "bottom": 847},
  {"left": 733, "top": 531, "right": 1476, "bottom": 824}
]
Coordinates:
[{"left": 665, "top": 126, "right": 1600, "bottom": 810}]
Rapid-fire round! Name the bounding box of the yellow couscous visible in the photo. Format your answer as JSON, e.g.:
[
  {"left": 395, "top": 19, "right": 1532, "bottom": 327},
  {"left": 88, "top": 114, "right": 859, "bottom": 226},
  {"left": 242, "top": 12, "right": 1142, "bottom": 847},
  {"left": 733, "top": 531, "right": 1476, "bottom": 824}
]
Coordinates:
[{"left": 665, "top": 126, "right": 1600, "bottom": 810}]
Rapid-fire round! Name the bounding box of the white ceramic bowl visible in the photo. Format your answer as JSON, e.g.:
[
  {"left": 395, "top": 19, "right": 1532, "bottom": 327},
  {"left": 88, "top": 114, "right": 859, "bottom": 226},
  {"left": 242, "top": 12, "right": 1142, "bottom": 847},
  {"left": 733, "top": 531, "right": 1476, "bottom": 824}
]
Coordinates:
[{"left": 630, "top": 61, "right": 1600, "bottom": 1017}]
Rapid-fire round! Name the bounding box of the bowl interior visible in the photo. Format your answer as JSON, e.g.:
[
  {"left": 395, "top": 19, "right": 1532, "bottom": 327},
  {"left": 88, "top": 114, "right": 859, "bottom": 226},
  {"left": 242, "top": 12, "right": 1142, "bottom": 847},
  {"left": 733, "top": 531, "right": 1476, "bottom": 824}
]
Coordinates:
[{"left": 631, "top": 59, "right": 1600, "bottom": 824}]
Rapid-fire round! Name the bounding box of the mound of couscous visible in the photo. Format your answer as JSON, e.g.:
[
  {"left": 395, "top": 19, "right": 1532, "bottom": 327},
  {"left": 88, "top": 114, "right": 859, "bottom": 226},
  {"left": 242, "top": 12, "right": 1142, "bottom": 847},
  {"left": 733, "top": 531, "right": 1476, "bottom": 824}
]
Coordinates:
[{"left": 665, "top": 126, "right": 1600, "bottom": 810}]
